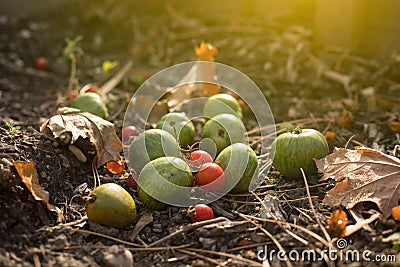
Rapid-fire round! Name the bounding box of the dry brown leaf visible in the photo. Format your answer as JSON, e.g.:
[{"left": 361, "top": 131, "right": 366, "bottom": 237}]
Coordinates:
[
  {"left": 316, "top": 147, "right": 400, "bottom": 218},
  {"left": 40, "top": 107, "right": 122, "bottom": 167},
  {"left": 14, "top": 161, "right": 64, "bottom": 222}
]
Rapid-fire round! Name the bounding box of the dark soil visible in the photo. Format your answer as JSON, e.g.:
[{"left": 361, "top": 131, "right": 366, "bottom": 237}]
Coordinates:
[{"left": 1, "top": 1, "right": 400, "bottom": 266}]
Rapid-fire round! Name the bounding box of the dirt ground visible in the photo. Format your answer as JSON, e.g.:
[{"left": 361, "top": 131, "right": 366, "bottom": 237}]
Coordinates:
[{"left": 1, "top": 2, "right": 400, "bottom": 266}]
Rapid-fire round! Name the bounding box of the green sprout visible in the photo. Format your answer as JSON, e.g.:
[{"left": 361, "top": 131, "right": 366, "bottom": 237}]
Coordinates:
[
  {"left": 6, "top": 122, "right": 20, "bottom": 138},
  {"left": 63, "top": 36, "right": 83, "bottom": 91}
]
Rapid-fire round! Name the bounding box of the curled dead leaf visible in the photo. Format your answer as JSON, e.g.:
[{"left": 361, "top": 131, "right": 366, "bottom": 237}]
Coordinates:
[
  {"left": 316, "top": 147, "right": 400, "bottom": 218},
  {"left": 40, "top": 107, "right": 122, "bottom": 168},
  {"left": 14, "top": 161, "right": 64, "bottom": 222}
]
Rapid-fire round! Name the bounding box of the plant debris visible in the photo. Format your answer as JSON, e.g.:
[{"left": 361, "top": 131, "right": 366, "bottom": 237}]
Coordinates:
[
  {"left": 317, "top": 147, "right": 400, "bottom": 218},
  {"left": 40, "top": 107, "right": 123, "bottom": 168}
]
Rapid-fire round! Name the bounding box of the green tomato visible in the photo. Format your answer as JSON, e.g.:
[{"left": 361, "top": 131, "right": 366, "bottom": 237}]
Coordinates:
[
  {"left": 271, "top": 128, "right": 329, "bottom": 179},
  {"left": 69, "top": 92, "right": 108, "bottom": 119},
  {"left": 156, "top": 112, "right": 195, "bottom": 149},
  {"left": 201, "top": 113, "right": 246, "bottom": 154},
  {"left": 128, "top": 129, "right": 181, "bottom": 172},
  {"left": 137, "top": 157, "right": 193, "bottom": 210},
  {"left": 215, "top": 143, "right": 259, "bottom": 193},
  {"left": 203, "top": 93, "right": 243, "bottom": 119}
]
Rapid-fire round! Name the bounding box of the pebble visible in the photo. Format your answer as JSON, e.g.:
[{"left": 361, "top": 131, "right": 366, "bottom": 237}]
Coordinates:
[
  {"left": 152, "top": 223, "right": 163, "bottom": 233},
  {"left": 103, "top": 245, "right": 133, "bottom": 267}
]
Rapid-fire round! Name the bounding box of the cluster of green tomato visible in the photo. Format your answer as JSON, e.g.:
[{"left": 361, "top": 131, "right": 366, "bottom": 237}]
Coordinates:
[{"left": 127, "top": 93, "right": 259, "bottom": 211}]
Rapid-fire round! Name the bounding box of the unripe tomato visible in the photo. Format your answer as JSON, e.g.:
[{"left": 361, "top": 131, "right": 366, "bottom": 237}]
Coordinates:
[
  {"left": 86, "top": 183, "right": 136, "bottom": 228},
  {"left": 189, "top": 204, "right": 214, "bottom": 222},
  {"left": 194, "top": 162, "right": 224, "bottom": 192}
]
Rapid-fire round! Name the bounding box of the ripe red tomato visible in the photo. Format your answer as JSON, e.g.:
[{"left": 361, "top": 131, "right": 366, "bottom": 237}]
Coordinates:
[
  {"left": 122, "top": 126, "right": 137, "bottom": 143},
  {"left": 127, "top": 173, "right": 138, "bottom": 191},
  {"left": 194, "top": 162, "right": 224, "bottom": 192},
  {"left": 190, "top": 204, "right": 214, "bottom": 222},
  {"left": 35, "top": 57, "right": 48, "bottom": 70},
  {"left": 106, "top": 159, "right": 125, "bottom": 174},
  {"left": 188, "top": 150, "right": 213, "bottom": 169}
]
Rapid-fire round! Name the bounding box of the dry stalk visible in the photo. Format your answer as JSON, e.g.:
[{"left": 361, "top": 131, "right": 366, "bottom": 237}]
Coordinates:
[
  {"left": 237, "top": 212, "right": 294, "bottom": 267},
  {"left": 72, "top": 229, "right": 143, "bottom": 247},
  {"left": 186, "top": 247, "right": 263, "bottom": 267},
  {"left": 147, "top": 217, "right": 227, "bottom": 248}
]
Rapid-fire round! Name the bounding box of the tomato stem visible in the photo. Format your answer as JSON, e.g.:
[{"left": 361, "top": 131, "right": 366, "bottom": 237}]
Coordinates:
[{"left": 292, "top": 126, "right": 302, "bottom": 134}]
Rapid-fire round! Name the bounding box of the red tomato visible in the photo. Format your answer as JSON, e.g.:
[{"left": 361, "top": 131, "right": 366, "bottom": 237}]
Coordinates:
[
  {"left": 127, "top": 173, "right": 138, "bottom": 191},
  {"left": 35, "top": 57, "right": 48, "bottom": 70},
  {"left": 106, "top": 159, "right": 125, "bottom": 174},
  {"left": 190, "top": 204, "right": 214, "bottom": 222},
  {"left": 188, "top": 150, "right": 213, "bottom": 169},
  {"left": 122, "top": 126, "right": 137, "bottom": 143},
  {"left": 194, "top": 162, "right": 224, "bottom": 192}
]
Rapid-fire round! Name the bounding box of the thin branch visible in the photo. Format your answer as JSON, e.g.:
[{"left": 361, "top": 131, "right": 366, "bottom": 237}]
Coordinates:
[
  {"left": 147, "top": 217, "right": 228, "bottom": 248},
  {"left": 300, "top": 169, "right": 332, "bottom": 245},
  {"left": 72, "top": 229, "right": 143, "bottom": 247},
  {"left": 237, "top": 212, "right": 293, "bottom": 267},
  {"left": 187, "top": 247, "right": 263, "bottom": 267}
]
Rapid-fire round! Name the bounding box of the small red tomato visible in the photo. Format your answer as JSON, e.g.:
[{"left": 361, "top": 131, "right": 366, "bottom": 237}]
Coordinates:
[
  {"left": 194, "top": 162, "right": 224, "bottom": 192},
  {"left": 106, "top": 159, "right": 125, "bottom": 174},
  {"left": 190, "top": 204, "right": 214, "bottom": 223},
  {"left": 127, "top": 173, "right": 138, "bottom": 191},
  {"left": 188, "top": 150, "right": 213, "bottom": 169},
  {"left": 35, "top": 57, "right": 48, "bottom": 70},
  {"left": 122, "top": 126, "right": 137, "bottom": 143}
]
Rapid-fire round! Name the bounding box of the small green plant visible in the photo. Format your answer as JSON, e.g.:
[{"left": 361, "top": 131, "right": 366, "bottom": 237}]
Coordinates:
[
  {"left": 63, "top": 36, "right": 83, "bottom": 91},
  {"left": 6, "top": 122, "right": 20, "bottom": 137}
]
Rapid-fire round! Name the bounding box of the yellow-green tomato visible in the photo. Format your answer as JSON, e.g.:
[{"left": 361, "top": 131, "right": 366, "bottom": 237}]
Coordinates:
[{"left": 86, "top": 183, "right": 136, "bottom": 228}]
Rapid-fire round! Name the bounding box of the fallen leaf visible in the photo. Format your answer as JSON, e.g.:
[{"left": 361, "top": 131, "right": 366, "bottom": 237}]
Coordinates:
[
  {"left": 337, "top": 109, "right": 353, "bottom": 127},
  {"left": 40, "top": 107, "right": 123, "bottom": 168},
  {"left": 324, "top": 131, "right": 336, "bottom": 141},
  {"left": 167, "top": 42, "right": 220, "bottom": 109},
  {"left": 327, "top": 209, "right": 347, "bottom": 238},
  {"left": 316, "top": 147, "right": 400, "bottom": 218},
  {"left": 14, "top": 161, "right": 64, "bottom": 222},
  {"left": 195, "top": 41, "right": 218, "bottom": 61}
]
